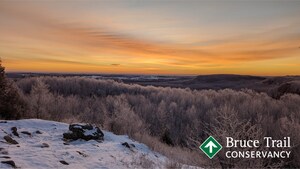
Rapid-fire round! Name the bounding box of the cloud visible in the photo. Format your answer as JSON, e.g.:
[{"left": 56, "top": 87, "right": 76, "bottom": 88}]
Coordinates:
[
  {"left": 0, "top": 2, "right": 300, "bottom": 75},
  {"left": 111, "top": 64, "right": 120, "bottom": 66}
]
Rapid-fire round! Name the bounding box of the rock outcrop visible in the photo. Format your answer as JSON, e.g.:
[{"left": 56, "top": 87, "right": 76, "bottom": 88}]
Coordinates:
[{"left": 63, "top": 123, "right": 104, "bottom": 141}]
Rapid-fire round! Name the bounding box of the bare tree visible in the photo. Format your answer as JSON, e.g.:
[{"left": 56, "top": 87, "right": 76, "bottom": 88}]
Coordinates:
[
  {"left": 29, "top": 79, "right": 52, "bottom": 119},
  {"left": 206, "top": 105, "right": 264, "bottom": 168}
]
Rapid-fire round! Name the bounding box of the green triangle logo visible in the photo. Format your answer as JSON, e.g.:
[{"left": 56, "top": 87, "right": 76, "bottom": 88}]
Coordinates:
[{"left": 199, "top": 136, "right": 222, "bottom": 159}]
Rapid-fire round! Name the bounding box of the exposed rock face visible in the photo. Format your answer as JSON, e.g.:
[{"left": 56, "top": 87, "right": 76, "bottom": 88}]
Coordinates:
[
  {"left": 3, "top": 136, "right": 18, "bottom": 145},
  {"left": 63, "top": 123, "right": 104, "bottom": 141}
]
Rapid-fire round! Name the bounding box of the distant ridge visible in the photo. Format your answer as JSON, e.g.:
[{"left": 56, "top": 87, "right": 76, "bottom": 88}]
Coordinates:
[
  {"left": 7, "top": 73, "right": 300, "bottom": 98},
  {"left": 192, "top": 74, "right": 266, "bottom": 83}
]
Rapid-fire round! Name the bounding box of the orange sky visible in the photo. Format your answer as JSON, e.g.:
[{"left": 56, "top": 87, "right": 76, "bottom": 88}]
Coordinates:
[{"left": 0, "top": 1, "right": 300, "bottom": 75}]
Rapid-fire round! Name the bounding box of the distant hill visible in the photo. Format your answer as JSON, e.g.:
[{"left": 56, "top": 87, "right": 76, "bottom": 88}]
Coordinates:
[
  {"left": 189, "top": 75, "right": 300, "bottom": 98},
  {"left": 186, "top": 74, "right": 266, "bottom": 90},
  {"left": 7, "top": 73, "right": 300, "bottom": 98},
  {"left": 192, "top": 74, "right": 265, "bottom": 83}
]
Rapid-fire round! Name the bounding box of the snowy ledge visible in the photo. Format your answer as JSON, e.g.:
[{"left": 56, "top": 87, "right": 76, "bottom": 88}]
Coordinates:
[{"left": 0, "top": 119, "right": 169, "bottom": 169}]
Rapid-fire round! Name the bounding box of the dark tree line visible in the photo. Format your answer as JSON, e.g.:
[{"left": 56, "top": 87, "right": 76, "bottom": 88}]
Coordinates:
[{"left": 0, "top": 60, "right": 26, "bottom": 119}]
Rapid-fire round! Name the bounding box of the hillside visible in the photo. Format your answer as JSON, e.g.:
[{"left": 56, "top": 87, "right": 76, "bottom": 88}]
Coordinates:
[{"left": 0, "top": 119, "right": 189, "bottom": 169}]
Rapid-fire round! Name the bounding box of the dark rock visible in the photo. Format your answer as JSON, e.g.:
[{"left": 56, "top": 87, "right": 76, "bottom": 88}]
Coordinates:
[
  {"left": 3, "top": 136, "right": 18, "bottom": 145},
  {"left": 0, "top": 148, "right": 8, "bottom": 155},
  {"left": 59, "top": 160, "right": 69, "bottom": 165},
  {"left": 41, "top": 143, "right": 49, "bottom": 148},
  {"left": 63, "top": 123, "right": 104, "bottom": 141},
  {"left": 1, "top": 160, "right": 16, "bottom": 168},
  {"left": 76, "top": 151, "right": 88, "bottom": 157},
  {"left": 62, "top": 132, "right": 75, "bottom": 140},
  {"left": 0, "top": 156, "right": 10, "bottom": 159},
  {"left": 36, "top": 130, "right": 42, "bottom": 134},
  {"left": 0, "top": 121, "right": 7, "bottom": 123},
  {"left": 21, "top": 131, "right": 31, "bottom": 136},
  {"left": 130, "top": 143, "right": 136, "bottom": 148},
  {"left": 0, "top": 151, "right": 8, "bottom": 155},
  {"left": 11, "top": 127, "right": 19, "bottom": 137},
  {"left": 122, "top": 142, "right": 131, "bottom": 149}
]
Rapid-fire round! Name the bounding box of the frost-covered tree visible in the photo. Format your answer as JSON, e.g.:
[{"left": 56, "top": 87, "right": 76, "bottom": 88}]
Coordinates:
[
  {"left": 206, "top": 105, "right": 264, "bottom": 168},
  {"left": 29, "top": 79, "right": 52, "bottom": 119}
]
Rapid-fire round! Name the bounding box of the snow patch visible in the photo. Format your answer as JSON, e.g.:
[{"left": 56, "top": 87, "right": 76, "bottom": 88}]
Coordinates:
[{"left": 0, "top": 119, "right": 169, "bottom": 169}]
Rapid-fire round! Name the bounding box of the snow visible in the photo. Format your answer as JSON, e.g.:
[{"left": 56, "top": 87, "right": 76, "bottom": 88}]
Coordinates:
[
  {"left": 83, "top": 128, "right": 98, "bottom": 136},
  {"left": 0, "top": 119, "right": 169, "bottom": 169}
]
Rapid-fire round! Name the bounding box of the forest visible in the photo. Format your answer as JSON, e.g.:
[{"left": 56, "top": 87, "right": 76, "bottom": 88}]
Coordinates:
[{"left": 1, "top": 63, "right": 300, "bottom": 168}]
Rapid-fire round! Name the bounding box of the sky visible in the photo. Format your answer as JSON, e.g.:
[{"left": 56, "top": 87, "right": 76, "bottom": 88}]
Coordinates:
[{"left": 0, "top": 1, "right": 300, "bottom": 75}]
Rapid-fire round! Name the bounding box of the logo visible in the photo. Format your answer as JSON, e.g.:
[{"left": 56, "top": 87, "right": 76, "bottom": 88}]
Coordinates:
[{"left": 199, "top": 136, "right": 222, "bottom": 159}]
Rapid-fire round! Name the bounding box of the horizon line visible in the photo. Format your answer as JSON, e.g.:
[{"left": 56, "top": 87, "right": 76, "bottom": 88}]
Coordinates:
[{"left": 6, "top": 71, "right": 300, "bottom": 77}]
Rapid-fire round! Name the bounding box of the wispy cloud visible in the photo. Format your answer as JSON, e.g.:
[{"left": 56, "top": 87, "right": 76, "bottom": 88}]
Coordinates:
[{"left": 0, "top": 1, "right": 300, "bottom": 75}]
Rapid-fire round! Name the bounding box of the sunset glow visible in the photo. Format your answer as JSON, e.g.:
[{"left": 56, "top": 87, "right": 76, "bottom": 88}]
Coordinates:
[{"left": 1, "top": 1, "right": 300, "bottom": 75}]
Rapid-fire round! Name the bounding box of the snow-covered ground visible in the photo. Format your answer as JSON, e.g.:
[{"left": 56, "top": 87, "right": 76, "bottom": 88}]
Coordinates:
[{"left": 0, "top": 119, "right": 171, "bottom": 169}]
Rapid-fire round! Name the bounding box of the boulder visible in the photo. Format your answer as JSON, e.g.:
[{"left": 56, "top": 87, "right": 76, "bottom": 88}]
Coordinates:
[
  {"left": 35, "top": 130, "right": 42, "bottom": 134},
  {"left": 76, "top": 151, "right": 88, "bottom": 157},
  {"left": 63, "top": 123, "right": 104, "bottom": 141},
  {"left": 1, "top": 160, "right": 16, "bottom": 168},
  {"left": 59, "top": 160, "right": 69, "bottom": 165},
  {"left": 41, "top": 143, "right": 49, "bottom": 148},
  {"left": 11, "top": 127, "right": 19, "bottom": 137},
  {"left": 121, "top": 142, "right": 135, "bottom": 149},
  {"left": 3, "top": 136, "right": 18, "bottom": 145},
  {"left": 21, "top": 131, "right": 31, "bottom": 136},
  {"left": 122, "top": 142, "right": 131, "bottom": 149}
]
